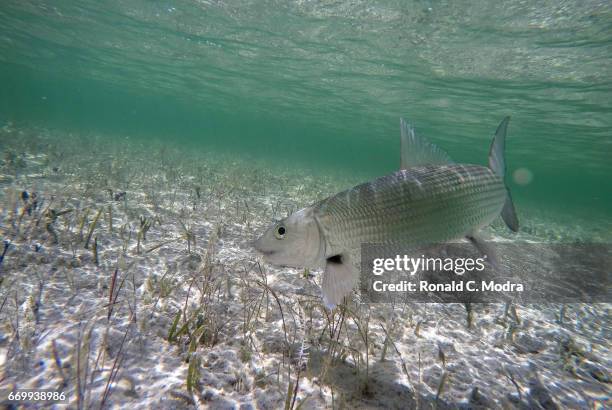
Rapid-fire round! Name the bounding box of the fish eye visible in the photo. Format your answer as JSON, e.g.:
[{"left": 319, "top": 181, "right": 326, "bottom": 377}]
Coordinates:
[{"left": 274, "top": 224, "right": 286, "bottom": 239}]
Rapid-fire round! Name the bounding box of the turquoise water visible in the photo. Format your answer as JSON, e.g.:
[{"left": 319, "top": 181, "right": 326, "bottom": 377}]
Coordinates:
[{"left": 1, "top": 0, "right": 611, "bottom": 219}]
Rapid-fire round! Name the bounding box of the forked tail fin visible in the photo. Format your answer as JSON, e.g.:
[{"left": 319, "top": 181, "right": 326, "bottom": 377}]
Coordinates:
[{"left": 489, "top": 117, "right": 519, "bottom": 232}]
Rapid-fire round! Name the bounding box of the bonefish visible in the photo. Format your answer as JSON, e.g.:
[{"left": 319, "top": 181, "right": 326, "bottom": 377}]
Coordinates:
[{"left": 254, "top": 118, "right": 518, "bottom": 307}]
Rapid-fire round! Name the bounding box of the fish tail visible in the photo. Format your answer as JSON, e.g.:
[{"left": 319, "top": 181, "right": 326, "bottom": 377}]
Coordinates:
[{"left": 488, "top": 117, "right": 519, "bottom": 232}]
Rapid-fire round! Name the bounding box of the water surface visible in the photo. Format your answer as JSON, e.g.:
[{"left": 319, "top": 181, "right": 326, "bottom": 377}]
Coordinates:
[{"left": 1, "top": 0, "right": 611, "bottom": 219}]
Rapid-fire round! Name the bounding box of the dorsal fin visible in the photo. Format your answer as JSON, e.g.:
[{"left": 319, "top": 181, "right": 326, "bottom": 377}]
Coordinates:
[{"left": 400, "top": 118, "right": 453, "bottom": 170}]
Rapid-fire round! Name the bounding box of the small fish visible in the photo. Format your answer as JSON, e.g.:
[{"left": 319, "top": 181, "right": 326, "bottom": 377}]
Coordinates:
[{"left": 254, "top": 117, "right": 518, "bottom": 307}]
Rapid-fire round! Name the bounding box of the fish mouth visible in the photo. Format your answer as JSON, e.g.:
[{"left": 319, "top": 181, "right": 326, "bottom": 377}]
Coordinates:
[{"left": 251, "top": 238, "right": 275, "bottom": 256}]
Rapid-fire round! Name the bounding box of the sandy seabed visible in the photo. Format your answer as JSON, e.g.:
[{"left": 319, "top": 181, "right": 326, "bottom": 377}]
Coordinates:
[{"left": 0, "top": 124, "right": 609, "bottom": 409}]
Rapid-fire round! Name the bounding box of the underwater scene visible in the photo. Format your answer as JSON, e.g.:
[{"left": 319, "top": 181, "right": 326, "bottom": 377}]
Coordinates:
[{"left": 0, "top": 1, "right": 610, "bottom": 409}]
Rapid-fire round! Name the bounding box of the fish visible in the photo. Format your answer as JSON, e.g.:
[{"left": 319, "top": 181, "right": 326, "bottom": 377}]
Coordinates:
[{"left": 253, "top": 117, "right": 518, "bottom": 308}]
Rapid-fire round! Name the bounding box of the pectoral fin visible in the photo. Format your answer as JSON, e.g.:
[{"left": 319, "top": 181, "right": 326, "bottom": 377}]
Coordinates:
[{"left": 322, "top": 253, "right": 357, "bottom": 308}]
